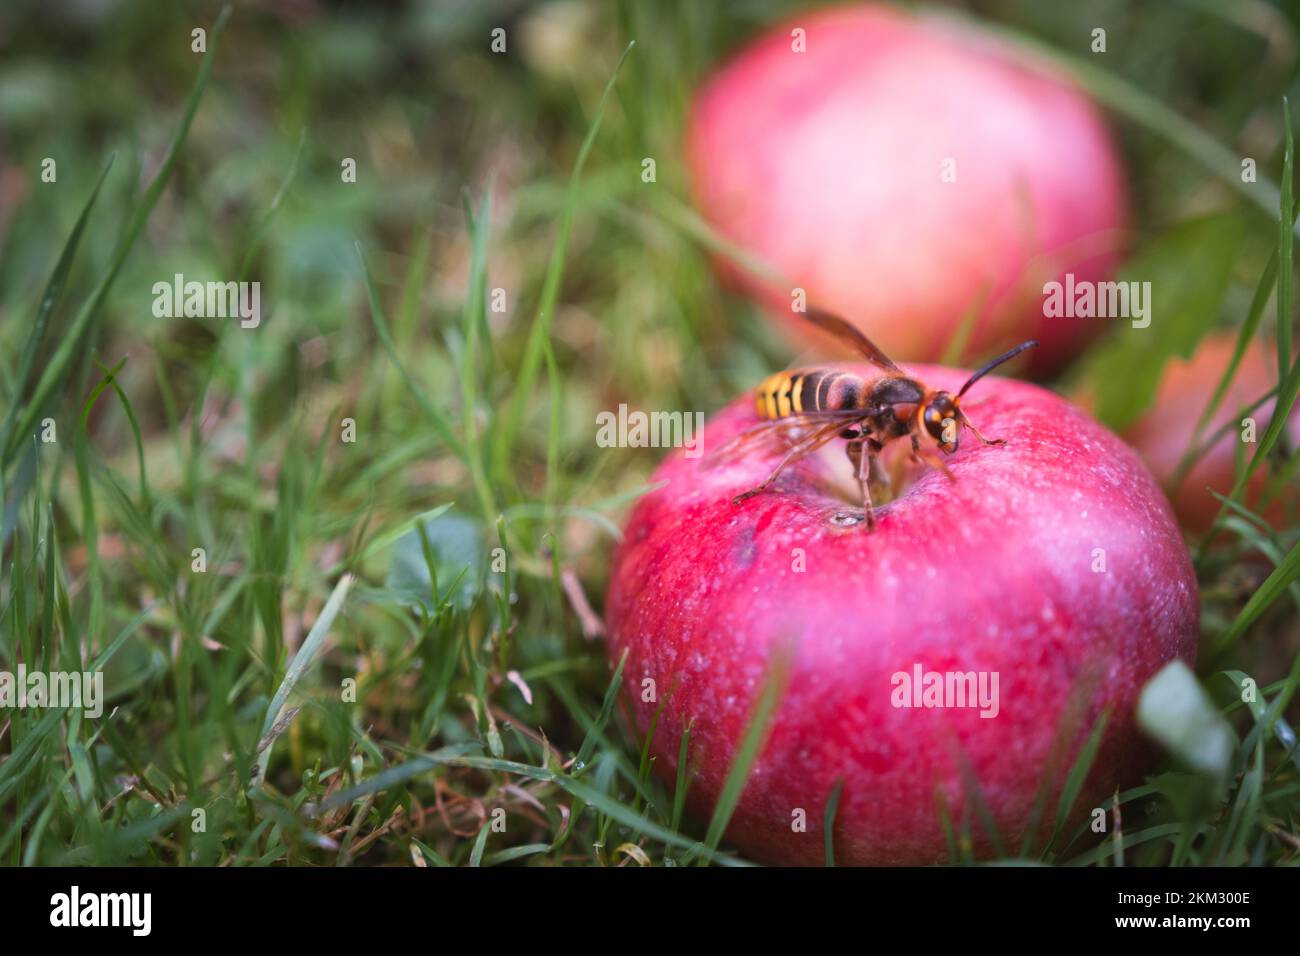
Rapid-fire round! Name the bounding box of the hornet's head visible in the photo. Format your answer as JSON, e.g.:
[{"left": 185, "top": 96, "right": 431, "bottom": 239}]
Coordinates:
[
  {"left": 918, "top": 339, "right": 1042, "bottom": 455},
  {"left": 920, "top": 391, "right": 960, "bottom": 453}
]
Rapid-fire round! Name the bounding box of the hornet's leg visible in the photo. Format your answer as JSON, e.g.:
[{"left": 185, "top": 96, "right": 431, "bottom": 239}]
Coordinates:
[
  {"left": 911, "top": 434, "right": 955, "bottom": 482},
  {"left": 959, "top": 411, "right": 1004, "bottom": 446},
  {"left": 732, "top": 426, "right": 835, "bottom": 506},
  {"left": 844, "top": 438, "right": 878, "bottom": 530}
]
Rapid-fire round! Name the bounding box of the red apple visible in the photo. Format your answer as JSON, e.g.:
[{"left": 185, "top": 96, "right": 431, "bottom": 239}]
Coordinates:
[
  {"left": 605, "top": 365, "right": 1197, "bottom": 865},
  {"left": 1120, "top": 333, "right": 1300, "bottom": 534},
  {"left": 687, "top": 5, "right": 1128, "bottom": 376}
]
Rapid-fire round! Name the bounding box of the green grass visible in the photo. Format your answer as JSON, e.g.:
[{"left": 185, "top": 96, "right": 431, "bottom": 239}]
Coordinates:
[{"left": 1, "top": 0, "right": 1299, "bottom": 866}]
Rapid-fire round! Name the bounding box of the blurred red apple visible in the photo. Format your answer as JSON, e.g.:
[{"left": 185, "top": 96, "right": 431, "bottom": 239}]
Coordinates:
[
  {"left": 687, "top": 5, "right": 1128, "bottom": 376},
  {"left": 1121, "top": 333, "right": 1300, "bottom": 533},
  {"left": 605, "top": 365, "right": 1197, "bottom": 865}
]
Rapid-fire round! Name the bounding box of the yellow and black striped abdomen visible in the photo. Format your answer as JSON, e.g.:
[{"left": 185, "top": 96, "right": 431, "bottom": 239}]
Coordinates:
[{"left": 754, "top": 369, "right": 865, "bottom": 420}]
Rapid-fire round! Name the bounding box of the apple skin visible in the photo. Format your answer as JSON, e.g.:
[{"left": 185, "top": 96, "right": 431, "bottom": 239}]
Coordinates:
[
  {"left": 687, "top": 5, "right": 1127, "bottom": 377},
  {"left": 1121, "top": 333, "right": 1300, "bottom": 534},
  {"left": 605, "top": 365, "right": 1198, "bottom": 865}
]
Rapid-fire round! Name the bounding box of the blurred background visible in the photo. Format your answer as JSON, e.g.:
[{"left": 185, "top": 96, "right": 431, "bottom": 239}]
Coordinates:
[
  {"left": 3, "top": 0, "right": 1298, "bottom": 482},
  {"left": 1, "top": 0, "right": 1298, "bottom": 864}
]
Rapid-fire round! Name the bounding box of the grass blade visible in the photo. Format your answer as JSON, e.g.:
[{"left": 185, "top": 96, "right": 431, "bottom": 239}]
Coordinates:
[
  {"left": 574, "top": 649, "right": 626, "bottom": 770},
  {"left": 468, "top": 823, "right": 490, "bottom": 867},
  {"left": 1198, "top": 100, "right": 1300, "bottom": 556},
  {"left": 1280, "top": 97, "right": 1294, "bottom": 380},
  {"left": 3, "top": 4, "right": 232, "bottom": 467},
  {"left": 1042, "top": 712, "right": 1109, "bottom": 857},
  {"left": 357, "top": 242, "right": 465, "bottom": 460},
  {"left": 491, "top": 42, "right": 634, "bottom": 476},
  {"left": 701, "top": 643, "right": 792, "bottom": 856},
  {"left": 823, "top": 777, "right": 844, "bottom": 867},
  {"left": 0, "top": 156, "right": 114, "bottom": 458},
  {"left": 670, "top": 720, "right": 693, "bottom": 833},
  {"left": 255, "top": 572, "right": 354, "bottom": 782}
]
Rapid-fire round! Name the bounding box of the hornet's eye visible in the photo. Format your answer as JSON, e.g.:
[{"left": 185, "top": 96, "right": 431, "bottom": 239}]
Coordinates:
[{"left": 923, "top": 405, "right": 946, "bottom": 441}]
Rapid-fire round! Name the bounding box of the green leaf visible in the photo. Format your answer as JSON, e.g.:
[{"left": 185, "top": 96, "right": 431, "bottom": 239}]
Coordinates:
[
  {"left": 1082, "top": 213, "right": 1243, "bottom": 431},
  {"left": 385, "top": 510, "right": 484, "bottom": 613},
  {"left": 1137, "top": 661, "right": 1235, "bottom": 778},
  {"left": 354, "top": 502, "right": 452, "bottom": 569}
]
